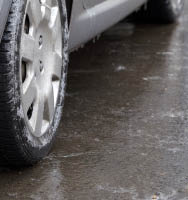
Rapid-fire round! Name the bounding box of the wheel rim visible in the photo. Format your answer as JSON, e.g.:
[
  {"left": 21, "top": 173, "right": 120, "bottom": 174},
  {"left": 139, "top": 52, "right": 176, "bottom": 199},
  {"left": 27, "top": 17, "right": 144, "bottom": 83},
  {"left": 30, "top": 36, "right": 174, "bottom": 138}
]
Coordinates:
[
  {"left": 20, "top": 0, "right": 63, "bottom": 138},
  {"left": 171, "top": 0, "right": 184, "bottom": 13}
]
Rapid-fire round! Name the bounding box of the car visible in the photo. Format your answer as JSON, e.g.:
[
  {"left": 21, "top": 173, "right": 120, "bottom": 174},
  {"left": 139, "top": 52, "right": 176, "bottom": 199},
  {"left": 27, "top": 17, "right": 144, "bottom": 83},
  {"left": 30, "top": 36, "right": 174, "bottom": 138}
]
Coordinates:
[{"left": 0, "top": 0, "right": 185, "bottom": 166}]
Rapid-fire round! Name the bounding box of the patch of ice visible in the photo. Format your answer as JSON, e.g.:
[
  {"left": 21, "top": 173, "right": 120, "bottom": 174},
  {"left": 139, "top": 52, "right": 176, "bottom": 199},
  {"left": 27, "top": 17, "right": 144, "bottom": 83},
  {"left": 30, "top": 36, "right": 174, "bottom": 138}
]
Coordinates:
[
  {"left": 61, "top": 151, "right": 95, "bottom": 158},
  {"left": 115, "top": 65, "right": 127, "bottom": 72},
  {"left": 30, "top": 160, "right": 65, "bottom": 200},
  {"left": 7, "top": 193, "right": 18, "bottom": 198},
  {"left": 62, "top": 152, "right": 86, "bottom": 158},
  {"left": 160, "top": 111, "right": 184, "bottom": 119},
  {"left": 94, "top": 138, "right": 100, "bottom": 142},
  {"left": 168, "top": 73, "right": 178, "bottom": 80},
  {"left": 97, "top": 184, "right": 138, "bottom": 199},
  {"left": 147, "top": 190, "right": 177, "bottom": 200},
  {"left": 141, "top": 153, "right": 148, "bottom": 156},
  {"left": 167, "top": 147, "right": 182, "bottom": 153},
  {"left": 156, "top": 51, "right": 174, "bottom": 56},
  {"left": 142, "top": 76, "right": 161, "bottom": 81}
]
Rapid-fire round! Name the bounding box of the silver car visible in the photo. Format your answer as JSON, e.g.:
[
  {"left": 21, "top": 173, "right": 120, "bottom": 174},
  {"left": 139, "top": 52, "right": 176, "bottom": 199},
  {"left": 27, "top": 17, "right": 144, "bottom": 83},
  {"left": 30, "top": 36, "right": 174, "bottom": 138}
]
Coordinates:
[{"left": 0, "top": 0, "right": 185, "bottom": 166}]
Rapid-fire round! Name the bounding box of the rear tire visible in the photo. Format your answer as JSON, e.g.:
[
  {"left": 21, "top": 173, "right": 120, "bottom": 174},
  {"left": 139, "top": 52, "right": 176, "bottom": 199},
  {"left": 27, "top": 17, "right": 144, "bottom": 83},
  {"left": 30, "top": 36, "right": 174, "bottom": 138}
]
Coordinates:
[
  {"left": 0, "top": 0, "right": 69, "bottom": 166},
  {"left": 133, "top": 0, "right": 185, "bottom": 23}
]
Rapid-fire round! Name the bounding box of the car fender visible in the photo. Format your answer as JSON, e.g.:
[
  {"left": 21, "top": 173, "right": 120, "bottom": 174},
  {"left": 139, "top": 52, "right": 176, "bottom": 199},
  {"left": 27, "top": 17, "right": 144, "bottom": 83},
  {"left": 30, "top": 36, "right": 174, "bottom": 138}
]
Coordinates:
[{"left": 69, "top": 0, "right": 147, "bottom": 51}]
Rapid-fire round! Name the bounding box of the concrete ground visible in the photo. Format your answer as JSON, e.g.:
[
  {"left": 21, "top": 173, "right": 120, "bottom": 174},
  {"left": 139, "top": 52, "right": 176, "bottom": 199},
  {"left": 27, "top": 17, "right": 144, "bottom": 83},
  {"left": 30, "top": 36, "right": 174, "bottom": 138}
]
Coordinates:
[{"left": 1, "top": 4, "right": 188, "bottom": 200}]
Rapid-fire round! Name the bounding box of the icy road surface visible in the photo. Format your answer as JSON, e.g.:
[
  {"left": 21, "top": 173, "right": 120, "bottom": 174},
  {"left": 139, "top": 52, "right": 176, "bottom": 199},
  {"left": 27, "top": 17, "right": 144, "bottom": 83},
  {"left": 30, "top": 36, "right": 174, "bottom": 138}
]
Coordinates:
[{"left": 1, "top": 3, "right": 188, "bottom": 200}]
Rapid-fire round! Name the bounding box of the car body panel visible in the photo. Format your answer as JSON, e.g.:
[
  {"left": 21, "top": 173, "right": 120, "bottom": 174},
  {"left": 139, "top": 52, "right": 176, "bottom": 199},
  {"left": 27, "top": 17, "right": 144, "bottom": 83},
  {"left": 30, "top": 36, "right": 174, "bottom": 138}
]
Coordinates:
[
  {"left": 68, "top": 0, "right": 147, "bottom": 50},
  {"left": 0, "top": 0, "right": 12, "bottom": 41},
  {"left": 0, "top": 0, "right": 147, "bottom": 51},
  {"left": 83, "top": 0, "right": 106, "bottom": 9}
]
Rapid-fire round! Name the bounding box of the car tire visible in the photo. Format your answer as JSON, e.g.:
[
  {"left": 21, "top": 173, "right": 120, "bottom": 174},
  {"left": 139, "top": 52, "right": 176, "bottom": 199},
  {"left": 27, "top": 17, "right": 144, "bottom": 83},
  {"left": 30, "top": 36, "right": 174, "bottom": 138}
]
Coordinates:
[
  {"left": 0, "top": 0, "right": 69, "bottom": 166},
  {"left": 133, "top": 0, "right": 185, "bottom": 23}
]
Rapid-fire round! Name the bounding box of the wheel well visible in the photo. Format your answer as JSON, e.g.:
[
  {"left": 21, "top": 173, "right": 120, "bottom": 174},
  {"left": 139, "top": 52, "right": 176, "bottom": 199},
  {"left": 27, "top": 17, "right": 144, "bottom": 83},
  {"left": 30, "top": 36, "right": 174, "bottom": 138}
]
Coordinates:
[{"left": 65, "top": 0, "right": 73, "bottom": 25}]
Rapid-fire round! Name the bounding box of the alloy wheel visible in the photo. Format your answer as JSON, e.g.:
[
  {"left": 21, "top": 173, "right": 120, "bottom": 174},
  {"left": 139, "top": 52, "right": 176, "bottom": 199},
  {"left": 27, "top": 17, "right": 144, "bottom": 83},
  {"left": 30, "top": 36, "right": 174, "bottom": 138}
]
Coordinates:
[{"left": 20, "top": 0, "right": 63, "bottom": 138}]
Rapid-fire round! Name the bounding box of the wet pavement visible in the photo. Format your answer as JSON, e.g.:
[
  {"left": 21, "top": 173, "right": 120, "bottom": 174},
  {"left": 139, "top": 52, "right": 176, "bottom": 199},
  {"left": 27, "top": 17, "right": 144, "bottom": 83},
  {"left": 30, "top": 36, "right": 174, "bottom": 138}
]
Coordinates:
[{"left": 1, "top": 5, "right": 188, "bottom": 200}]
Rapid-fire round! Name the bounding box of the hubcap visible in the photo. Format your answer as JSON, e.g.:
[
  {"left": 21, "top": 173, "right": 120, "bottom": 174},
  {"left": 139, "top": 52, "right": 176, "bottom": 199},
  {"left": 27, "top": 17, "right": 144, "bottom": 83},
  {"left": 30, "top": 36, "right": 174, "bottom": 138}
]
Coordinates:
[{"left": 20, "top": 0, "right": 63, "bottom": 138}]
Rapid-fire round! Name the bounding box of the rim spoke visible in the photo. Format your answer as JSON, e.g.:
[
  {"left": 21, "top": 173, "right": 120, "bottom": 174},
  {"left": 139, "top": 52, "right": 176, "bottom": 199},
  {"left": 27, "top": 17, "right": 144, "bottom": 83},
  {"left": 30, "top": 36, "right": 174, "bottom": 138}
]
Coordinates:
[
  {"left": 52, "top": 52, "right": 62, "bottom": 79},
  {"left": 34, "top": 96, "right": 45, "bottom": 135},
  {"left": 50, "top": 7, "right": 60, "bottom": 38},
  {"left": 27, "top": 1, "right": 43, "bottom": 29},
  {"left": 41, "top": 0, "right": 52, "bottom": 22},
  {"left": 43, "top": 7, "right": 51, "bottom": 22},
  {"left": 22, "top": 77, "right": 37, "bottom": 112},
  {"left": 43, "top": 0, "right": 53, "bottom": 7},
  {"left": 47, "top": 83, "right": 55, "bottom": 121},
  {"left": 21, "top": 33, "right": 35, "bottom": 62}
]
